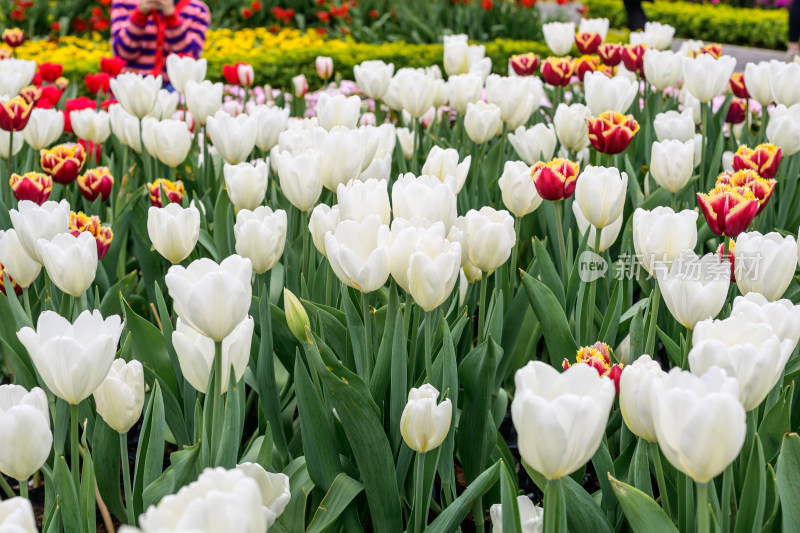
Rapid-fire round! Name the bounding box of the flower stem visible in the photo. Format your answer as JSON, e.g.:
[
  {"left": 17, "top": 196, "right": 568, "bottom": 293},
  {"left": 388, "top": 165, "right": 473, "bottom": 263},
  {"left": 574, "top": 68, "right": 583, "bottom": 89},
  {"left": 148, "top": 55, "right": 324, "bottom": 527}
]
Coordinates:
[
  {"left": 478, "top": 271, "right": 488, "bottom": 345},
  {"left": 70, "top": 403, "right": 80, "bottom": 488},
  {"left": 424, "top": 310, "right": 434, "bottom": 380},
  {"left": 649, "top": 441, "right": 671, "bottom": 518},
  {"left": 211, "top": 340, "right": 223, "bottom": 463},
  {"left": 644, "top": 280, "right": 661, "bottom": 356},
  {"left": 554, "top": 201, "right": 567, "bottom": 277},
  {"left": 7, "top": 129, "right": 13, "bottom": 179},
  {"left": 301, "top": 210, "right": 309, "bottom": 285},
  {"left": 544, "top": 477, "right": 566, "bottom": 533},
  {"left": 120, "top": 432, "right": 135, "bottom": 525},
  {"left": 721, "top": 464, "right": 733, "bottom": 532},
  {"left": 509, "top": 217, "right": 521, "bottom": 290},
  {"left": 701, "top": 102, "right": 710, "bottom": 188},
  {"left": 681, "top": 328, "right": 693, "bottom": 369},
  {"left": 0, "top": 476, "right": 13, "bottom": 498},
  {"left": 413, "top": 452, "right": 426, "bottom": 533},
  {"left": 696, "top": 482, "right": 709, "bottom": 533},
  {"left": 18, "top": 478, "right": 28, "bottom": 499},
  {"left": 362, "top": 291, "right": 373, "bottom": 383}
]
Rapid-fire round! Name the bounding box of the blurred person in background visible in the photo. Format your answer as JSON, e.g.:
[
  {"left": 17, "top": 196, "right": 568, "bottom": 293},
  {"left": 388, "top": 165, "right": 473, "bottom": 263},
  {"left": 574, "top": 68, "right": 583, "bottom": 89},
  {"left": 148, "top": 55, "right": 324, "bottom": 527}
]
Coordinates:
[
  {"left": 624, "top": 0, "right": 647, "bottom": 31},
  {"left": 789, "top": 0, "right": 800, "bottom": 59},
  {"left": 111, "top": 0, "right": 211, "bottom": 77}
]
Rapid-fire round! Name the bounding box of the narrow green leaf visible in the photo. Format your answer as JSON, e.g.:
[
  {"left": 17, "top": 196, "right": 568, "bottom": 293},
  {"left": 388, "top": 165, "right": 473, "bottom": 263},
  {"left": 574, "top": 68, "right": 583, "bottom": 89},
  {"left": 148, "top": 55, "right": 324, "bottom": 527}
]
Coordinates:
[
  {"left": 610, "top": 474, "right": 679, "bottom": 533},
  {"left": 520, "top": 271, "right": 579, "bottom": 367},
  {"left": 425, "top": 461, "right": 501, "bottom": 533},
  {"left": 775, "top": 433, "right": 800, "bottom": 530},
  {"left": 306, "top": 473, "right": 364, "bottom": 533},
  {"left": 735, "top": 434, "right": 766, "bottom": 533}
]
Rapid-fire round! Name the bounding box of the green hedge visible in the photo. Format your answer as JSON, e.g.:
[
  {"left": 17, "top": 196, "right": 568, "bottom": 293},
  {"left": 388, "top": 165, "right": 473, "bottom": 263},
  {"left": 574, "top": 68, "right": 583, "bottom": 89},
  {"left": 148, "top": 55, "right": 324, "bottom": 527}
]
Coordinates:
[{"left": 584, "top": 0, "right": 788, "bottom": 50}]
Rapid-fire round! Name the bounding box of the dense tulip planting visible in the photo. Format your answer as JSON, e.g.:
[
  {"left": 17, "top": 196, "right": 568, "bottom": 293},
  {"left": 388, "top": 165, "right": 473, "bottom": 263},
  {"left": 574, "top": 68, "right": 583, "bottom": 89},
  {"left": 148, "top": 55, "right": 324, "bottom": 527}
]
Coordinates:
[{"left": 1, "top": 17, "right": 800, "bottom": 533}]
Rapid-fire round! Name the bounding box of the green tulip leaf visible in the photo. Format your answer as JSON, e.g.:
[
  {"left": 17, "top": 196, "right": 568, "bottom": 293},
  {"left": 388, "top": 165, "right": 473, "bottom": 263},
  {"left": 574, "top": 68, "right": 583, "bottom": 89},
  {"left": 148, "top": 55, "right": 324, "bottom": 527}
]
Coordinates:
[
  {"left": 520, "top": 270, "right": 579, "bottom": 366},
  {"left": 609, "top": 474, "right": 678, "bottom": 533},
  {"left": 776, "top": 433, "right": 800, "bottom": 531}
]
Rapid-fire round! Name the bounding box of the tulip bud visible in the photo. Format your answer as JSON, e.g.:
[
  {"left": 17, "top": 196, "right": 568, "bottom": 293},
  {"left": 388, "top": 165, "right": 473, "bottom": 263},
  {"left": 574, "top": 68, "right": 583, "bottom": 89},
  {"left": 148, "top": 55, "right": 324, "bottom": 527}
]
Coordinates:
[
  {"left": 284, "top": 288, "right": 310, "bottom": 343},
  {"left": 531, "top": 158, "right": 580, "bottom": 201},
  {"left": 681, "top": 54, "right": 736, "bottom": 103},
  {"left": 9, "top": 172, "right": 52, "bottom": 205},
  {"left": 396, "top": 127, "right": 415, "bottom": 160},
  {"left": 732, "top": 231, "right": 796, "bottom": 302},
  {"left": 0, "top": 96, "right": 33, "bottom": 132},
  {"left": 207, "top": 111, "right": 257, "bottom": 165},
  {"left": 586, "top": 111, "right": 639, "bottom": 154},
  {"left": 543, "top": 22, "right": 575, "bottom": 56},
  {"left": 731, "top": 292, "right": 800, "bottom": 350},
  {"left": 464, "top": 101, "right": 502, "bottom": 144},
  {"left": 732, "top": 143, "right": 781, "bottom": 180},
  {"left": 147, "top": 203, "right": 200, "bottom": 264},
  {"left": 36, "top": 232, "right": 98, "bottom": 297},
  {"left": 292, "top": 74, "right": 308, "bottom": 99},
  {"left": 147, "top": 178, "right": 186, "bottom": 207},
  {"left": 498, "top": 161, "right": 542, "bottom": 218},
  {"left": 9, "top": 199, "right": 70, "bottom": 263},
  {"left": 598, "top": 43, "right": 622, "bottom": 66},
  {"left": 575, "top": 32, "right": 602, "bottom": 55},
  {"left": 649, "top": 139, "right": 694, "bottom": 193},
  {"left": 165, "top": 54, "right": 207, "bottom": 95},
  {"left": 743, "top": 61, "right": 773, "bottom": 107},
  {"left": 0, "top": 385, "right": 52, "bottom": 482},
  {"left": 233, "top": 206, "right": 287, "bottom": 274},
  {"left": 400, "top": 384, "right": 452, "bottom": 453},
  {"left": 315, "top": 56, "right": 333, "bottom": 80},
  {"left": 0, "top": 229, "right": 41, "bottom": 289},
  {"left": 40, "top": 143, "right": 86, "bottom": 185},
  {"left": 656, "top": 250, "right": 730, "bottom": 329},
  {"left": 317, "top": 93, "right": 360, "bottom": 131},
  {"left": 554, "top": 103, "right": 590, "bottom": 152},
  {"left": 619, "top": 355, "right": 666, "bottom": 442},
  {"left": 2, "top": 28, "right": 24, "bottom": 47},
  {"left": 93, "top": 359, "right": 144, "bottom": 434},
  {"left": 766, "top": 103, "right": 800, "bottom": 156},
  {"left": 490, "top": 496, "right": 543, "bottom": 533},
  {"left": 69, "top": 211, "right": 113, "bottom": 260},
  {"left": 77, "top": 166, "right": 113, "bottom": 202},
  {"left": 0, "top": 497, "right": 37, "bottom": 532},
  {"left": 251, "top": 105, "right": 289, "bottom": 152}
]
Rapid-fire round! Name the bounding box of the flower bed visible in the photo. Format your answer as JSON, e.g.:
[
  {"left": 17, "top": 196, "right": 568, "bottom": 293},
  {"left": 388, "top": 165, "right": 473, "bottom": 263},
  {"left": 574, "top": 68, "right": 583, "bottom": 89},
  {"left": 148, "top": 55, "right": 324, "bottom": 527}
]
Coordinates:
[{"left": 584, "top": 0, "right": 788, "bottom": 49}]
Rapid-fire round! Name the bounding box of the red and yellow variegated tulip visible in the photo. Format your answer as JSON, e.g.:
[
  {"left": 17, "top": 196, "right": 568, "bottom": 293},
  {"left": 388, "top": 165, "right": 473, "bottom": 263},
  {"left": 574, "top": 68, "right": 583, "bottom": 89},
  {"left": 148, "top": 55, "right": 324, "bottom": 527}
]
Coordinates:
[
  {"left": 55, "top": 77, "right": 69, "bottom": 91},
  {"left": 148, "top": 178, "right": 186, "bottom": 207},
  {"left": 575, "top": 32, "right": 602, "bottom": 55},
  {"left": 563, "top": 342, "right": 623, "bottom": 395},
  {"left": 9, "top": 172, "right": 52, "bottom": 205},
  {"left": 575, "top": 55, "right": 601, "bottom": 81},
  {"left": 696, "top": 43, "right": 723, "bottom": 59},
  {"left": 731, "top": 143, "right": 781, "bottom": 180},
  {"left": 716, "top": 239, "right": 736, "bottom": 281},
  {"left": 0, "top": 262, "right": 22, "bottom": 296},
  {"left": 19, "top": 85, "right": 42, "bottom": 106},
  {"left": 69, "top": 211, "right": 113, "bottom": 259},
  {"left": 77, "top": 167, "right": 114, "bottom": 202},
  {"left": 510, "top": 53, "right": 539, "bottom": 76},
  {"left": 0, "top": 96, "right": 34, "bottom": 132},
  {"left": 621, "top": 44, "right": 647, "bottom": 77},
  {"left": 586, "top": 111, "right": 640, "bottom": 155},
  {"left": 40, "top": 143, "right": 86, "bottom": 185},
  {"left": 530, "top": 158, "right": 580, "bottom": 201},
  {"left": 598, "top": 43, "right": 622, "bottom": 67},
  {"left": 716, "top": 169, "right": 776, "bottom": 214},
  {"left": 697, "top": 183, "right": 759, "bottom": 237},
  {"left": 729, "top": 72, "right": 748, "bottom": 99},
  {"left": 1, "top": 28, "right": 24, "bottom": 48},
  {"left": 726, "top": 99, "right": 746, "bottom": 124},
  {"left": 541, "top": 57, "right": 574, "bottom": 87}
]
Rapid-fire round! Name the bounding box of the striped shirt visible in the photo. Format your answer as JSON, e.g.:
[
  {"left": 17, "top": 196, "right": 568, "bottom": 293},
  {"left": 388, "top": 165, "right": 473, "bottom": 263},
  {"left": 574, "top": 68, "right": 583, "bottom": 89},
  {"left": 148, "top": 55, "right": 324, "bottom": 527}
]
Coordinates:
[{"left": 111, "top": 0, "right": 210, "bottom": 77}]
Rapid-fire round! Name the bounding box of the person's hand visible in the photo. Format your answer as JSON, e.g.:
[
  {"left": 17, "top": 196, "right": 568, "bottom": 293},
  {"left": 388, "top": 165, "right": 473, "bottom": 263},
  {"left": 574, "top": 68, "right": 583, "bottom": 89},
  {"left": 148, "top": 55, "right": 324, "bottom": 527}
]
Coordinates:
[
  {"left": 156, "top": 0, "right": 176, "bottom": 15},
  {"left": 137, "top": 0, "right": 161, "bottom": 14}
]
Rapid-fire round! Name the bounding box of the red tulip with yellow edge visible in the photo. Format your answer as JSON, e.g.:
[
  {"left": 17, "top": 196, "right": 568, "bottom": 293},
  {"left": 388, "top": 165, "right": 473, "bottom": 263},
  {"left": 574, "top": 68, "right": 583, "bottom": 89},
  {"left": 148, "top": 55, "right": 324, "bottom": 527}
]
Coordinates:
[
  {"left": 9, "top": 172, "right": 52, "bottom": 205},
  {"left": 0, "top": 96, "right": 34, "bottom": 132},
  {"left": 69, "top": 211, "right": 113, "bottom": 259},
  {"left": 575, "top": 32, "right": 602, "bottom": 54},
  {"left": 530, "top": 158, "right": 580, "bottom": 201},
  {"left": 2, "top": 28, "right": 24, "bottom": 48},
  {"left": 697, "top": 182, "right": 759, "bottom": 237},
  {"left": 55, "top": 77, "right": 69, "bottom": 91},
  {"left": 621, "top": 44, "right": 647, "bottom": 77},
  {"left": 586, "top": 111, "right": 640, "bottom": 155},
  {"left": 77, "top": 167, "right": 114, "bottom": 202},
  {"left": 148, "top": 178, "right": 186, "bottom": 207},
  {"left": 731, "top": 143, "right": 781, "bottom": 180},
  {"left": 598, "top": 43, "right": 622, "bottom": 66},
  {"left": 716, "top": 239, "right": 736, "bottom": 281},
  {"left": 726, "top": 99, "right": 747, "bottom": 125},
  {"left": 696, "top": 43, "right": 723, "bottom": 59},
  {"left": 541, "top": 57, "right": 574, "bottom": 87},
  {"left": 0, "top": 262, "right": 22, "bottom": 296},
  {"left": 729, "top": 72, "right": 748, "bottom": 99},
  {"left": 510, "top": 53, "right": 539, "bottom": 76},
  {"left": 19, "top": 86, "right": 42, "bottom": 106},
  {"left": 716, "top": 169, "right": 776, "bottom": 214},
  {"left": 563, "top": 342, "right": 623, "bottom": 395},
  {"left": 40, "top": 143, "right": 86, "bottom": 185},
  {"left": 575, "top": 55, "right": 601, "bottom": 81}
]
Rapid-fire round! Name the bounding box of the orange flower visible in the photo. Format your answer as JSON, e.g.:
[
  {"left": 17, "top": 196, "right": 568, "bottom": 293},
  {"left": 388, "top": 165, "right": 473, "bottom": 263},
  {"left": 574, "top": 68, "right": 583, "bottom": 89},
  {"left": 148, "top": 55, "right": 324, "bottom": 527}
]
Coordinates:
[
  {"left": 9, "top": 172, "right": 52, "bottom": 205},
  {"left": 731, "top": 143, "right": 781, "bottom": 180},
  {"left": 716, "top": 169, "right": 776, "bottom": 214},
  {"left": 40, "top": 143, "right": 86, "bottom": 185},
  {"left": 729, "top": 72, "right": 748, "bottom": 99},
  {"left": 2, "top": 28, "right": 25, "bottom": 48},
  {"left": 0, "top": 96, "right": 34, "bottom": 132},
  {"left": 69, "top": 211, "right": 113, "bottom": 259},
  {"left": 509, "top": 53, "right": 539, "bottom": 76},
  {"left": 697, "top": 183, "right": 759, "bottom": 237},
  {"left": 597, "top": 43, "right": 622, "bottom": 66},
  {"left": 575, "top": 32, "right": 602, "bottom": 54},
  {"left": 531, "top": 158, "right": 580, "bottom": 200},
  {"left": 77, "top": 167, "right": 114, "bottom": 202},
  {"left": 586, "top": 111, "right": 639, "bottom": 155},
  {"left": 148, "top": 178, "right": 186, "bottom": 207},
  {"left": 621, "top": 44, "right": 647, "bottom": 77},
  {"left": 563, "top": 342, "right": 623, "bottom": 394},
  {"left": 541, "top": 56, "right": 574, "bottom": 87}
]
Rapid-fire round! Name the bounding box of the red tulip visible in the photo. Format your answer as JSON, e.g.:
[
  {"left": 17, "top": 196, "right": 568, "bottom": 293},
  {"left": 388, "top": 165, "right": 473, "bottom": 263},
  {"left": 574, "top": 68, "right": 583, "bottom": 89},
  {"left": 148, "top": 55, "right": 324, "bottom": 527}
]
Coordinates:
[
  {"left": 77, "top": 166, "right": 114, "bottom": 201},
  {"left": 0, "top": 96, "right": 34, "bottom": 132},
  {"left": 38, "top": 62, "right": 63, "bottom": 83},
  {"left": 731, "top": 143, "right": 781, "bottom": 180},
  {"left": 729, "top": 72, "right": 748, "bottom": 99},
  {"left": 697, "top": 183, "right": 759, "bottom": 237},
  {"left": 586, "top": 111, "right": 639, "bottom": 155},
  {"left": 40, "top": 143, "right": 86, "bottom": 185},
  {"left": 510, "top": 53, "right": 539, "bottom": 76},
  {"left": 541, "top": 57, "right": 574, "bottom": 87},
  {"left": 575, "top": 32, "right": 602, "bottom": 55},
  {"left": 100, "top": 56, "right": 126, "bottom": 77},
  {"left": 9, "top": 172, "right": 52, "bottom": 204},
  {"left": 531, "top": 158, "right": 580, "bottom": 201},
  {"left": 598, "top": 43, "right": 622, "bottom": 67}
]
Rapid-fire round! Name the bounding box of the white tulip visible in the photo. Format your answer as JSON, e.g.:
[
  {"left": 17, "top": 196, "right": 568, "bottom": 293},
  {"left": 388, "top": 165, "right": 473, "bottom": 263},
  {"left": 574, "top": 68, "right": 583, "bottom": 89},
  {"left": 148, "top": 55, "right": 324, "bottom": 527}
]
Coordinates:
[
  {"left": 680, "top": 89, "right": 703, "bottom": 124},
  {"left": 404, "top": 227, "right": 462, "bottom": 311},
  {"left": 653, "top": 109, "right": 696, "bottom": 142},
  {"left": 400, "top": 384, "right": 452, "bottom": 453},
  {"left": 390, "top": 219, "right": 443, "bottom": 292},
  {"left": 507, "top": 124, "right": 557, "bottom": 166},
  {"left": 0, "top": 129, "right": 24, "bottom": 159},
  {"left": 0, "top": 58, "right": 36, "bottom": 97},
  {"left": 37, "top": 232, "right": 97, "bottom": 297},
  {"left": 464, "top": 101, "right": 502, "bottom": 144},
  {"left": 512, "top": 361, "right": 615, "bottom": 480},
  {"left": 554, "top": 103, "right": 591, "bottom": 152},
  {"left": 649, "top": 139, "right": 694, "bottom": 192},
  {"left": 394, "top": 68, "right": 436, "bottom": 118},
  {"left": 579, "top": 18, "right": 610, "bottom": 40},
  {"left": 223, "top": 160, "right": 268, "bottom": 212},
  {"left": 309, "top": 204, "right": 339, "bottom": 257},
  {"left": 643, "top": 49, "right": 682, "bottom": 91},
  {"left": 620, "top": 355, "right": 666, "bottom": 442},
  {"left": 233, "top": 206, "right": 287, "bottom": 274},
  {"left": 731, "top": 292, "right": 800, "bottom": 350},
  {"left": 656, "top": 250, "right": 730, "bottom": 329},
  {"left": 22, "top": 108, "right": 64, "bottom": 150},
  {"left": 769, "top": 59, "right": 800, "bottom": 107},
  {"left": 325, "top": 215, "right": 391, "bottom": 293},
  {"left": 392, "top": 173, "right": 458, "bottom": 231},
  {"left": 166, "top": 54, "right": 207, "bottom": 94},
  {"left": 0, "top": 385, "right": 51, "bottom": 481},
  {"left": 396, "top": 127, "right": 415, "bottom": 160},
  {"left": 681, "top": 54, "right": 736, "bottom": 103},
  {"left": 337, "top": 178, "right": 391, "bottom": 225},
  {"left": 146, "top": 89, "right": 179, "bottom": 121},
  {"left": 643, "top": 22, "right": 676, "bottom": 50},
  {"left": 443, "top": 34, "right": 470, "bottom": 76},
  {"left": 251, "top": 105, "right": 289, "bottom": 152},
  {"left": 734, "top": 231, "right": 796, "bottom": 301},
  {"left": 0, "top": 497, "right": 37, "bottom": 533},
  {"left": 584, "top": 71, "right": 638, "bottom": 116},
  {"left": 0, "top": 229, "right": 41, "bottom": 288},
  {"left": 572, "top": 203, "right": 623, "bottom": 252},
  {"left": 93, "top": 359, "right": 144, "bottom": 433},
  {"left": 421, "top": 146, "right": 470, "bottom": 193},
  {"left": 172, "top": 316, "right": 254, "bottom": 394},
  {"left": 650, "top": 366, "right": 745, "bottom": 483},
  {"left": 359, "top": 153, "right": 392, "bottom": 182},
  {"left": 9, "top": 199, "right": 69, "bottom": 264},
  {"left": 317, "top": 93, "right": 361, "bottom": 131},
  {"left": 165, "top": 255, "right": 253, "bottom": 342},
  {"left": 448, "top": 73, "right": 483, "bottom": 115},
  {"left": 69, "top": 108, "right": 110, "bottom": 144},
  {"left": 235, "top": 463, "right": 291, "bottom": 528},
  {"left": 766, "top": 104, "right": 800, "bottom": 156},
  {"left": 574, "top": 166, "right": 627, "bottom": 230},
  {"left": 542, "top": 22, "right": 575, "bottom": 56},
  {"left": 450, "top": 207, "right": 516, "bottom": 272},
  {"left": 272, "top": 150, "right": 322, "bottom": 212},
  {"left": 109, "top": 104, "right": 141, "bottom": 152},
  {"left": 313, "top": 127, "right": 368, "bottom": 191},
  {"left": 147, "top": 203, "right": 200, "bottom": 264},
  {"left": 17, "top": 310, "right": 124, "bottom": 405},
  {"left": 354, "top": 60, "right": 395, "bottom": 99},
  {"left": 275, "top": 127, "right": 312, "bottom": 155},
  {"left": 185, "top": 80, "right": 223, "bottom": 126},
  {"left": 486, "top": 74, "right": 542, "bottom": 130},
  {"left": 744, "top": 61, "right": 773, "bottom": 107},
  {"left": 374, "top": 123, "right": 397, "bottom": 159},
  {"left": 499, "top": 161, "right": 542, "bottom": 217},
  {"left": 633, "top": 207, "right": 698, "bottom": 275},
  {"left": 141, "top": 117, "right": 192, "bottom": 167},
  {"left": 110, "top": 72, "right": 162, "bottom": 118},
  {"left": 490, "top": 496, "right": 543, "bottom": 533},
  {"left": 207, "top": 111, "right": 257, "bottom": 164}
]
